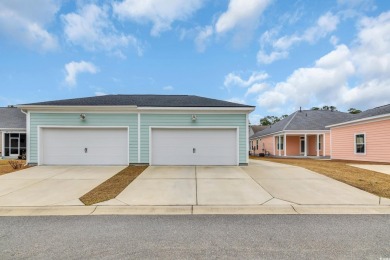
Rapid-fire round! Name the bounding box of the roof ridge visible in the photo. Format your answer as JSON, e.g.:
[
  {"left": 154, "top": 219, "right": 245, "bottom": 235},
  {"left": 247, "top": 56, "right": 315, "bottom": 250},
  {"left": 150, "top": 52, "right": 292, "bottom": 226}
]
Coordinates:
[{"left": 282, "top": 111, "right": 298, "bottom": 131}]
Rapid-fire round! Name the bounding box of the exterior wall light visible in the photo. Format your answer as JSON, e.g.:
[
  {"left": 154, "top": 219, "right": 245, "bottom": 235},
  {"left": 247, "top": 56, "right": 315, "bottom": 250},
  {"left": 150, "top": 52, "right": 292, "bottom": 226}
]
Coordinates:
[
  {"left": 80, "top": 113, "right": 86, "bottom": 120},
  {"left": 191, "top": 114, "right": 197, "bottom": 121}
]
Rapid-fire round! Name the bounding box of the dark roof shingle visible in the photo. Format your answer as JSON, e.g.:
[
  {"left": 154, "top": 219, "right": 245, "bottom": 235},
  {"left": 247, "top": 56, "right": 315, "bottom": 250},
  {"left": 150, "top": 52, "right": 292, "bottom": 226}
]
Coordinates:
[
  {"left": 21, "top": 95, "right": 254, "bottom": 108},
  {"left": 250, "top": 110, "right": 355, "bottom": 139},
  {"left": 0, "top": 107, "right": 26, "bottom": 129}
]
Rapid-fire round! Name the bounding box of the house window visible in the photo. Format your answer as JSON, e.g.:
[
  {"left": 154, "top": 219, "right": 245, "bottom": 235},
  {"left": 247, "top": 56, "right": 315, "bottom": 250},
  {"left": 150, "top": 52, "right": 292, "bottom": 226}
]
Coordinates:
[
  {"left": 278, "top": 136, "right": 284, "bottom": 150},
  {"left": 256, "top": 140, "right": 258, "bottom": 150},
  {"left": 355, "top": 134, "right": 365, "bottom": 154}
]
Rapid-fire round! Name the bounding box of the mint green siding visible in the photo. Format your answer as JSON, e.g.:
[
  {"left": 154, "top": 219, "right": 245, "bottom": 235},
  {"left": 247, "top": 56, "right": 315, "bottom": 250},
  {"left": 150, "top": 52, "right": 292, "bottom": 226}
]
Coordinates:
[
  {"left": 29, "top": 112, "right": 248, "bottom": 164},
  {"left": 140, "top": 114, "right": 247, "bottom": 164},
  {"left": 29, "top": 113, "right": 138, "bottom": 164}
]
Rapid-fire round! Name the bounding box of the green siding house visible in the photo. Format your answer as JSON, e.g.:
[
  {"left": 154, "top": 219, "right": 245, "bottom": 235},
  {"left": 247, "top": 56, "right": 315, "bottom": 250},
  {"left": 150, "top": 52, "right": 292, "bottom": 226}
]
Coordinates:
[{"left": 18, "top": 95, "right": 254, "bottom": 166}]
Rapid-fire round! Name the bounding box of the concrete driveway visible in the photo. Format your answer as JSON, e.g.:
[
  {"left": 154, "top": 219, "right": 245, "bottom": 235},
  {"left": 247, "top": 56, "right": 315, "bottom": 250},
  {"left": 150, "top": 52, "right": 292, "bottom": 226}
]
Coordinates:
[
  {"left": 0, "top": 166, "right": 125, "bottom": 206},
  {"left": 106, "top": 160, "right": 387, "bottom": 206}
]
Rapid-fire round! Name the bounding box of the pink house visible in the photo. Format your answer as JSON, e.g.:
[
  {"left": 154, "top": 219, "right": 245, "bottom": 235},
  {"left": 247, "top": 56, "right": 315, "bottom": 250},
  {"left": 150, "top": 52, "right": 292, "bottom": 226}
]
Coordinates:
[
  {"left": 328, "top": 104, "right": 390, "bottom": 163},
  {"left": 250, "top": 104, "right": 390, "bottom": 162},
  {"left": 249, "top": 109, "right": 355, "bottom": 158}
]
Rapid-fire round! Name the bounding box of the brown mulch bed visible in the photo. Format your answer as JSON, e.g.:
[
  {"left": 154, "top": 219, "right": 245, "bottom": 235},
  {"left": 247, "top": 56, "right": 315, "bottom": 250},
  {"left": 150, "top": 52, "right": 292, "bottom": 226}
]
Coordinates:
[
  {"left": 250, "top": 156, "right": 390, "bottom": 199},
  {"left": 80, "top": 165, "right": 148, "bottom": 206},
  {"left": 0, "top": 160, "right": 29, "bottom": 176}
]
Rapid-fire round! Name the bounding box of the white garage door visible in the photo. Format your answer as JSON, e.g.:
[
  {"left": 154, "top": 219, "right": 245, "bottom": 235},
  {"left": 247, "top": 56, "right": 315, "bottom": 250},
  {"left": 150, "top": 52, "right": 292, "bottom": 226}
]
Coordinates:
[
  {"left": 40, "top": 128, "right": 128, "bottom": 165},
  {"left": 151, "top": 128, "right": 237, "bottom": 166}
]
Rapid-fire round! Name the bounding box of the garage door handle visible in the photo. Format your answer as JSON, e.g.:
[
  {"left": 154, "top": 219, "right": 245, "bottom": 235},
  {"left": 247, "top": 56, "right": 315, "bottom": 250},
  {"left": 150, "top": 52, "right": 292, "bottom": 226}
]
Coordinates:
[
  {"left": 193, "top": 148, "right": 196, "bottom": 153},
  {"left": 84, "top": 148, "right": 88, "bottom": 153}
]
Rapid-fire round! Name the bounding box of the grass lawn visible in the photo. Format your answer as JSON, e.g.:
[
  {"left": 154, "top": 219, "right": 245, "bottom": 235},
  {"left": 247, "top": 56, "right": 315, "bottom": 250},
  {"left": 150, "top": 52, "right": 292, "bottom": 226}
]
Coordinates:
[
  {"left": 80, "top": 165, "right": 148, "bottom": 206},
  {"left": 250, "top": 156, "right": 390, "bottom": 199},
  {"left": 0, "top": 160, "right": 29, "bottom": 176}
]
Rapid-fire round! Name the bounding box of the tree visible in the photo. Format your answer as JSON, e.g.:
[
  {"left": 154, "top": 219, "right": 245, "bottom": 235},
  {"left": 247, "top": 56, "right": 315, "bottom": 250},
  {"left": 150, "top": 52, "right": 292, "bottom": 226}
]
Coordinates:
[
  {"left": 348, "top": 108, "right": 362, "bottom": 114},
  {"left": 259, "top": 115, "right": 287, "bottom": 126},
  {"left": 329, "top": 106, "right": 337, "bottom": 112},
  {"left": 322, "top": 105, "right": 330, "bottom": 110},
  {"left": 311, "top": 107, "right": 320, "bottom": 110}
]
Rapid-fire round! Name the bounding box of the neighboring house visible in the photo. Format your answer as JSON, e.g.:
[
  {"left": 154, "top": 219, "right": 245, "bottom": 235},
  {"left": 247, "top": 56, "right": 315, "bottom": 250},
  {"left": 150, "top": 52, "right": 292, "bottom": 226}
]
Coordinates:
[
  {"left": 0, "top": 107, "right": 27, "bottom": 158},
  {"left": 249, "top": 109, "right": 354, "bottom": 157},
  {"left": 328, "top": 104, "right": 390, "bottom": 163},
  {"left": 18, "top": 95, "right": 254, "bottom": 166},
  {"left": 248, "top": 125, "right": 267, "bottom": 154}
]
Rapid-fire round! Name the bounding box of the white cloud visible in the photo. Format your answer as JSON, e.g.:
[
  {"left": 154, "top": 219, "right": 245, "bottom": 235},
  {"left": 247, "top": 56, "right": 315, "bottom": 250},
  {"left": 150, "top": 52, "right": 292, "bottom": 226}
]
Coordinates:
[
  {"left": 95, "top": 92, "right": 107, "bottom": 96},
  {"left": 245, "top": 83, "right": 268, "bottom": 97},
  {"left": 256, "top": 11, "right": 390, "bottom": 112},
  {"left": 163, "top": 85, "right": 174, "bottom": 91},
  {"left": 113, "top": 0, "right": 203, "bottom": 36},
  {"left": 224, "top": 71, "right": 269, "bottom": 88},
  {"left": 0, "top": 0, "right": 59, "bottom": 51},
  {"left": 63, "top": 4, "right": 142, "bottom": 56},
  {"left": 195, "top": 26, "right": 213, "bottom": 52},
  {"left": 258, "top": 12, "right": 340, "bottom": 64},
  {"left": 65, "top": 61, "right": 99, "bottom": 87},
  {"left": 215, "top": 0, "right": 271, "bottom": 34}
]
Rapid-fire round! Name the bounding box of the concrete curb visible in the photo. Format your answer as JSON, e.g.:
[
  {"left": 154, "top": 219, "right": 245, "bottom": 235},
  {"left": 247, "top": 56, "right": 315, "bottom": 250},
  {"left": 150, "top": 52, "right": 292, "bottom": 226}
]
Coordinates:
[{"left": 0, "top": 205, "right": 390, "bottom": 216}]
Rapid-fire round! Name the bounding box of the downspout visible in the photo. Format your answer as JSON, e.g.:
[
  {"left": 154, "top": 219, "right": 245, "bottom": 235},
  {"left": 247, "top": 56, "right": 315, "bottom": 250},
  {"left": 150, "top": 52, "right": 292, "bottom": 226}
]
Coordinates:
[{"left": 20, "top": 109, "right": 29, "bottom": 166}]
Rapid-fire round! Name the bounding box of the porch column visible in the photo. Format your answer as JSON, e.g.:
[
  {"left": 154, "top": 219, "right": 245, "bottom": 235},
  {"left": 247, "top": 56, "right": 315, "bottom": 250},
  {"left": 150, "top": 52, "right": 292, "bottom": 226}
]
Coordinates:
[
  {"left": 316, "top": 134, "right": 319, "bottom": 157},
  {"left": 278, "top": 135, "right": 281, "bottom": 156},
  {"left": 304, "top": 134, "right": 307, "bottom": 157},
  {"left": 284, "top": 133, "right": 287, "bottom": 156},
  {"left": 273, "top": 136, "right": 275, "bottom": 155},
  {"left": 323, "top": 133, "right": 326, "bottom": 156}
]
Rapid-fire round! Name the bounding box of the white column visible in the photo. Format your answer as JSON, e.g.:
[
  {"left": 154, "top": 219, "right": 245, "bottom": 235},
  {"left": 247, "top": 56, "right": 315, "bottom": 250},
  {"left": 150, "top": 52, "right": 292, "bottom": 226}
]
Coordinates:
[
  {"left": 278, "top": 135, "right": 281, "bottom": 156},
  {"left": 316, "top": 134, "right": 319, "bottom": 157},
  {"left": 1, "top": 132, "right": 4, "bottom": 158},
  {"left": 323, "top": 133, "right": 326, "bottom": 156},
  {"left": 284, "top": 133, "right": 287, "bottom": 156},
  {"left": 304, "top": 134, "right": 307, "bottom": 157},
  {"left": 273, "top": 136, "right": 275, "bottom": 156}
]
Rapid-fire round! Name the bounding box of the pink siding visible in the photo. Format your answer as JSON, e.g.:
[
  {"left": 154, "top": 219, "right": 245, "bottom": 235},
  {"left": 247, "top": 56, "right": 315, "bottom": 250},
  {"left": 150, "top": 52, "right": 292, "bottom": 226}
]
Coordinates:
[
  {"left": 307, "top": 136, "right": 317, "bottom": 156},
  {"left": 286, "top": 136, "right": 300, "bottom": 156},
  {"left": 324, "top": 133, "right": 330, "bottom": 156},
  {"left": 331, "top": 119, "right": 390, "bottom": 162},
  {"left": 255, "top": 135, "right": 275, "bottom": 155}
]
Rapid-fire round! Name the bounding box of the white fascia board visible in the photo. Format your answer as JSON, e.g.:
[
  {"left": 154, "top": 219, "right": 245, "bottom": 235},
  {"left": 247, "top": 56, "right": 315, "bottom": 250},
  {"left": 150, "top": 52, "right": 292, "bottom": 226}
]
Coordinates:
[
  {"left": 16, "top": 105, "right": 138, "bottom": 112},
  {"left": 0, "top": 128, "right": 26, "bottom": 131},
  {"left": 137, "top": 106, "right": 255, "bottom": 112},
  {"left": 249, "top": 129, "right": 330, "bottom": 140},
  {"left": 327, "top": 114, "right": 390, "bottom": 128}
]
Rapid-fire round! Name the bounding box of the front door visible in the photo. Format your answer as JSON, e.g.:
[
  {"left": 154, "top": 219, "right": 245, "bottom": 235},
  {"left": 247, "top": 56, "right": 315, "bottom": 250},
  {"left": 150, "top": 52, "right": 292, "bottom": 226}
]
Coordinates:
[{"left": 300, "top": 137, "right": 305, "bottom": 155}]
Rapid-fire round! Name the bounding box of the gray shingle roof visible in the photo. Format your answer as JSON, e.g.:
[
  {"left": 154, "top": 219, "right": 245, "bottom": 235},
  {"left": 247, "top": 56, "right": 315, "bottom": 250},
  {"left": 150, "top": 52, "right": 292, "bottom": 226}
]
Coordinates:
[
  {"left": 0, "top": 107, "right": 26, "bottom": 129},
  {"left": 20, "top": 95, "right": 254, "bottom": 108},
  {"left": 352, "top": 104, "right": 390, "bottom": 120},
  {"left": 250, "top": 125, "right": 267, "bottom": 133},
  {"left": 250, "top": 110, "right": 355, "bottom": 139}
]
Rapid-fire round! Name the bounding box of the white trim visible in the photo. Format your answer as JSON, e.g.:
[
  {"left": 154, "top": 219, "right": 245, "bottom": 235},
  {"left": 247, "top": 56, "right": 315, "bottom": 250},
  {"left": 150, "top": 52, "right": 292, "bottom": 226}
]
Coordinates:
[
  {"left": 284, "top": 133, "right": 286, "bottom": 156},
  {"left": 26, "top": 111, "right": 30, "bottom": 164},
  {"left": 316, "top": 134, "right": 319, "bottom": 157},
  {"left": 245, "top": 113, "right": 249, "bottom": 163},
  {"left": 138, "top": 113, "right": 141, "bottom": 163},
  {"left": 304, "top": 134, "right": 307, "bottom": 156},
  {"left": 0, "top": 128, "right": 26, "bottom": 131},
  {"left": 37, "top": 126, "right": 130, "bottom": 166},
  {"left": 354, "top": 132, "right": 366, "bottom": 155},
  {"left": 323, "top": 133, "right": 326, "bottom": 157},
  {"left": 19, "top": 105, "right": 254, "bottom": 113},
  {"left": 278, "top": 135, "right": 281, "bottom": 156},
  {"left": 149, "top": 126, "right": 240, "bottom": 166},
  {"left": 236, "top": 127, "right": 240, "bottom": 165},
  {"left": 330, "top": 130, "right": 332, "bottom": 159},
  {"left": 26, "top": 110, "right": 249, "bottom": 115},
  {"left": 273, "top": 136, "right": 275, "bottom": 155},
  {"left": 327, "top": 114, "right": 390, "bottom": 128},
  {"left": 250, "top": 130, "right": 330, "bottom": 140},
  {"left": 1, "top": 132, "right": 4, "bottom": 157}
]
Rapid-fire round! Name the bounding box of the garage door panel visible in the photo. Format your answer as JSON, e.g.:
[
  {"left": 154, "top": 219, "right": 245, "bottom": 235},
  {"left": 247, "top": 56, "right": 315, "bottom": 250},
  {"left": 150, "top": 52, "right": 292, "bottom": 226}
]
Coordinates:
[
  {"left": 151, "top": 128, "right": 237, "bottom": 166},
  {"left": 41, "top": 128, "right": 128, "bottom": 165}
]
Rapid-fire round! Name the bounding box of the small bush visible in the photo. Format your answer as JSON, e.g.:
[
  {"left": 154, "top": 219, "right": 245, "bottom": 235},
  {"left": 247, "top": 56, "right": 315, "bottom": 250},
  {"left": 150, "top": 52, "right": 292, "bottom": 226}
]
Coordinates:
[{"left": 8, "top": 160, "right": 24, "bottom": 169}]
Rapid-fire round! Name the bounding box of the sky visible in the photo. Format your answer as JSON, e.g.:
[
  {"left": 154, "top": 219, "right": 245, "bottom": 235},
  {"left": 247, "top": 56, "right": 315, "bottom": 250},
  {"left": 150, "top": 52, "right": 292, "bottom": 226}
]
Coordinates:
[{"left": 1, "top": 0, "right": 390, "bottom": 124}]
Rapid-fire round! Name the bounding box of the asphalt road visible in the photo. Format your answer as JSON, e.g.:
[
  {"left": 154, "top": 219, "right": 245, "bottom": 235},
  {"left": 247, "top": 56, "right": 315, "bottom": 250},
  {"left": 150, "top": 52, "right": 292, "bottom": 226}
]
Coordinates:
[{"left": 1, "top": 215, "right": 389, "bottom": 259}]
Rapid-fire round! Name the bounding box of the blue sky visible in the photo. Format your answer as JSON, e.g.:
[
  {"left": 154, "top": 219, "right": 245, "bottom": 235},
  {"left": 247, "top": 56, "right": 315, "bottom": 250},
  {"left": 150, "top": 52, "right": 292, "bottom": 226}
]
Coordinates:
[{"left": 1, "top": 0, "right": 390, "bottom": 124}]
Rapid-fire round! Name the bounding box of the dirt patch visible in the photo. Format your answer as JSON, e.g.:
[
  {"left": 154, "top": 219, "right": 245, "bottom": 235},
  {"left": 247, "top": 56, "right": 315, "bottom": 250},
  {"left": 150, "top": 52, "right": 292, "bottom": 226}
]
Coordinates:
[
  {"left": 250, "top": 156, "right": 390, "bottom": 199},
  {"left": 80, "top": 165, "right": 148, "bottom": 206}
]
